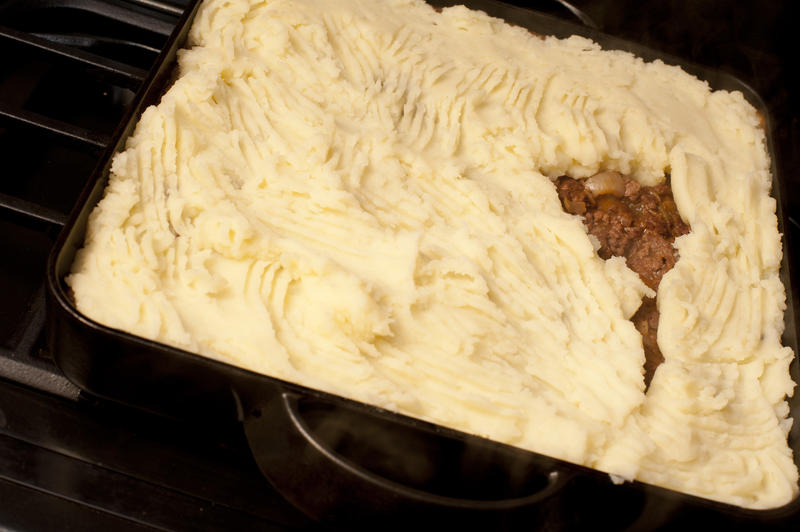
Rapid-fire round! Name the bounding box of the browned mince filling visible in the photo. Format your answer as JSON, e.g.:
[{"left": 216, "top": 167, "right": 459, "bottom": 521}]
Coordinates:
[{"left": 556, "top": 172, "right": 690, "bottom": 388}]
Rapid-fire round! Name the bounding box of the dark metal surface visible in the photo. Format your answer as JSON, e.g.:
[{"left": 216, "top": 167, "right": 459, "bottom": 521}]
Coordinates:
[
  {"left": 2, "top": 0, "right": 176, "bottom": 37},
  {"left": 0, "top": 104, "right": 111, "bottom": 149},
  {"left": 0, "top": 0, "right": 170, "bottom": 355},
  {"left": 1, "top": 25, "right": 147, "bottom": 89},
  {"left": 0, "top": 380, "right": 313, "bottom": 530},
  {"left": 0, "top": 192, "right": 68, "bottom": 227}
]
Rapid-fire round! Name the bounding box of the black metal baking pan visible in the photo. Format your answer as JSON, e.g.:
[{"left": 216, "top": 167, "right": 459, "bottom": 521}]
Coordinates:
[{"left": 45, "top": 0, "right": 800, "bottom": 528}]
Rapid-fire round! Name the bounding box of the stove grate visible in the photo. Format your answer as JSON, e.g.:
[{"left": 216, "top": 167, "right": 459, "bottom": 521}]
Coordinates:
[{"left": 0, "top": 0, "right": 181, "bottom": 397}]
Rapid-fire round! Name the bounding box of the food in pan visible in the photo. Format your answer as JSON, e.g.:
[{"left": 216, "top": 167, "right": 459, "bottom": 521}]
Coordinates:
[
  {"left": 556, "top": 172, "right": 690, "bottom": 387},
  {"left": 67, "top": 0, "right": 797, "bottom": 508}
]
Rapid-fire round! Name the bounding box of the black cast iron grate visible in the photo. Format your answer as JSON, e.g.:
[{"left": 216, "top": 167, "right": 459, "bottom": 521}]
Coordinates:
[{"left": 0, "top": 0, "right": 181, "bottom": 397}]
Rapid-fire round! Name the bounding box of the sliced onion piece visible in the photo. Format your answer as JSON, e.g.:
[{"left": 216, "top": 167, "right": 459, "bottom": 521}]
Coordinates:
[{"left": 584, "top": 170, "right": 626, "bottom": 197}]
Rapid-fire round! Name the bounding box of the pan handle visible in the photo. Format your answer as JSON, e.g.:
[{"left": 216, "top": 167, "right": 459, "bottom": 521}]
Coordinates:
[{"left": 241, "top": 390, "right": 574, "bottom": 525}]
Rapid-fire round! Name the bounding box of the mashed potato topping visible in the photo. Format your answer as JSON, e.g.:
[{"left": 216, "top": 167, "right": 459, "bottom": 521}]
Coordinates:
[{"left": 67, "top": 0, "right": 797, "bottom": 508}]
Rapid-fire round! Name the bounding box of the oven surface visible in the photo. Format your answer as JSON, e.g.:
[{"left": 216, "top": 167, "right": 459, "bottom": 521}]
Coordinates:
[{"left": 1, "top": 0, "right": 798, "bottom": 529}]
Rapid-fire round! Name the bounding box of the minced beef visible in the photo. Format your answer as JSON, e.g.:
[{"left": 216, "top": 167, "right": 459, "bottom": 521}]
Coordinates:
[
  {"left": 630, "top": 298, "right": 663, "bottom": 387},
  {"left": 626, "top": 231, "right": 679, "bottom": 292},
  {"left": 556, "top": 172, "right": 689, "bottom": 388}
]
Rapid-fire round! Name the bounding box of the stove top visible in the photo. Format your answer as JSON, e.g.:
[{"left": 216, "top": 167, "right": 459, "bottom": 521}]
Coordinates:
[{"left": 0, "top": 0, "right": 798, "bottom": 530}]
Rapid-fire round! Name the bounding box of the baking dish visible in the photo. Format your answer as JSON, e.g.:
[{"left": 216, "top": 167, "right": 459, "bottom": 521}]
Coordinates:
[{"left": 45, "top": 0, "right": 800, "bottom": 527}]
